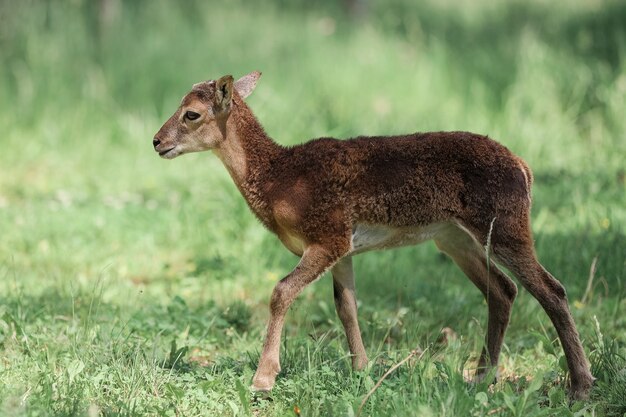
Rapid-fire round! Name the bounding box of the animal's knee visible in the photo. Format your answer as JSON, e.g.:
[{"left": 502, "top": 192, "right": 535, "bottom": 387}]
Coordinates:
[
  {"left": 502, "top": 278, "right": 518, "bottom": 302},
  {"left": 528, "top": 273, "right": 569, "bottom": 312},
  {"left": 333, "top": 283, "right": 356, "bottom": 317},
  {"left": 270, "top": 280, "right": 291, "bottom": 313},
  {"left": 545, "top": 276, "right": 567, "bottom": 301}
]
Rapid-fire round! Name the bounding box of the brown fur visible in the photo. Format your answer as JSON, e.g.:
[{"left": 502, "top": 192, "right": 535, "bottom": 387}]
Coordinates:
[{"left": 153, "top": 72, "right": 594, "bottom": 399}]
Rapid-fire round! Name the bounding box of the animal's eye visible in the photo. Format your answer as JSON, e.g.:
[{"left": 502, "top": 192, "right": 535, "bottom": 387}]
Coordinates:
[{"left": 185, "top": 111, "right": 200, "bottom": 121}]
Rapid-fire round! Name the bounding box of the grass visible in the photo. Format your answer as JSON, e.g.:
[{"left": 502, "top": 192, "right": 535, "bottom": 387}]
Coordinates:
[{"left": 0, "top": 0, "right": 625, "bottom": 415}]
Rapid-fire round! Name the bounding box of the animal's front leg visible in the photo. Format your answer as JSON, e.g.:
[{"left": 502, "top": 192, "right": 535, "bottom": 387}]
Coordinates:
[
  {"left": 331, "top": 257, "right": 368, "bottom": 370},
  {"left": 251, "top": 244, "right": 345, "bottom": 391}
]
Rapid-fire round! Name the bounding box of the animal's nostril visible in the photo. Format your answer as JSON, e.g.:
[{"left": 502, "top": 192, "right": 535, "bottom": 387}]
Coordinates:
[{"left": 153, "top": 138, "right": 161, "bottom": 147}]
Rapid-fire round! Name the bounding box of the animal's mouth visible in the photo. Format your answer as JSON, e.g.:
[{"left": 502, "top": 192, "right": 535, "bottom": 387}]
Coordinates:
[{"left": 158, "top": 147, "right": 176, "bottom": 156}]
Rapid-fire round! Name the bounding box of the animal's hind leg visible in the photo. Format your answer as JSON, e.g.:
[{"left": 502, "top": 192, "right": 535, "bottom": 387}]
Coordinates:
[
  {"left": 493, "top": 240, "right": 594, "bottom": 399},
  {"left": 435, "top": 225, "right": 518, "bottom": 382}
]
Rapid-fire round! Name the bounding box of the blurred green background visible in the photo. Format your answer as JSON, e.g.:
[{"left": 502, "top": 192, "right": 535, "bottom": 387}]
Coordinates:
[{"left": 0, "top": 0, "right": 625, "bottom": 415}]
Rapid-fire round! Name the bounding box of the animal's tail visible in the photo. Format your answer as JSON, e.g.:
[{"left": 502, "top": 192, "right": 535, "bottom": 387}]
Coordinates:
[{"left": 518, "top": 159, "right": 534, "bottom": 203}]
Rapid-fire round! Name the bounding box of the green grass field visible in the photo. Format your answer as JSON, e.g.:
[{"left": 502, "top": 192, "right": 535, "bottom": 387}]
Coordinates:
[{"left": 1, "top": 0, "right": 625, "bottom": 415}]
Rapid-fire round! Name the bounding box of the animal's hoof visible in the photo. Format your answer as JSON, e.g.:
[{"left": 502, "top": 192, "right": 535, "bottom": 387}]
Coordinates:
[
  {"left": 352, "top": 355, "right": 369, "bottom": 371},
  {"left": 569, "top": 375, "right": 596, "bottom": 401},
  {"left": 250, "top": 382, "right": 273, "bottom": 392},
  {"left": 251, "top": 371, "right": 277, "bottom": 392},
  {"left": 472, "top": 367, "right": 498, "bottom": 386}
]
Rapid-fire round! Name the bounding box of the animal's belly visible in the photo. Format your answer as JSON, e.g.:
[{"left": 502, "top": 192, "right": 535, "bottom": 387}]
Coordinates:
[{"left": 349, "top": 222, "right": 447, "bottom": 255}]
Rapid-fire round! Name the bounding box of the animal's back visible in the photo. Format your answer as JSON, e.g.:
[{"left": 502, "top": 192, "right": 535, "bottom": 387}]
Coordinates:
[{"left": 278, "top": 131, "right": 532, "bottom": 227}]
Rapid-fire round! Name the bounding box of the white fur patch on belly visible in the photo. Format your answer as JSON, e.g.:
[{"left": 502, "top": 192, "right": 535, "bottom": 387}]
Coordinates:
[{"left": 350, "top": 222, "right": 447, "bottom": 255}]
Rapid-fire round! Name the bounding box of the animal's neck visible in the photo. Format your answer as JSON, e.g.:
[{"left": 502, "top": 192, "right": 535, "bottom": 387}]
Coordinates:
[{"left": 213, "top": 95, "right": 282, "bottom": 225}]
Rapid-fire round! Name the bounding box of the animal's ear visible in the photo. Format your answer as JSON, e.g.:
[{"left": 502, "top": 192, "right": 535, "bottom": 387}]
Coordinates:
[
  {"left": 214, "top": 75, "right": 234, "bottom": 113},
  {"left": 234, "top": 71, "right": 261, "bottom": 99}
]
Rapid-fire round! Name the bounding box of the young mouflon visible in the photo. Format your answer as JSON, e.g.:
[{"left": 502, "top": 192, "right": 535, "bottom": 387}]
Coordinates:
[{"left": 153, "top": 72, "right": 594, "bottom": 399}]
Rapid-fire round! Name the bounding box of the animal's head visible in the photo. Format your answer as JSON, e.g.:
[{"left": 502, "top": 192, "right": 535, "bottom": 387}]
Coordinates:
[{"left": 153, "top": 71, "right": 261, "bottom": 159}]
